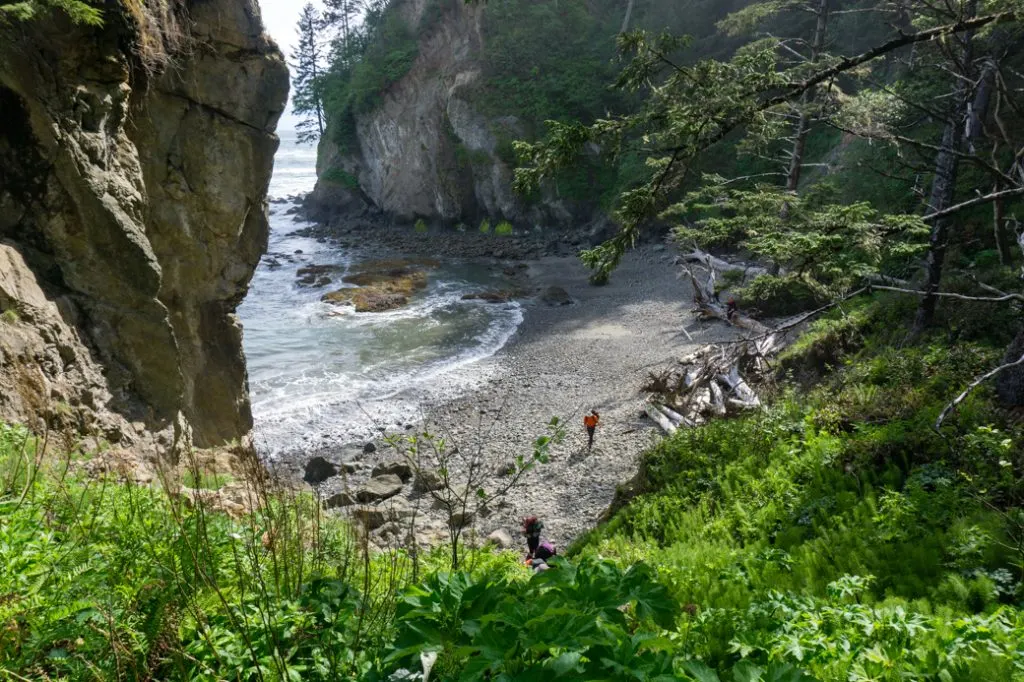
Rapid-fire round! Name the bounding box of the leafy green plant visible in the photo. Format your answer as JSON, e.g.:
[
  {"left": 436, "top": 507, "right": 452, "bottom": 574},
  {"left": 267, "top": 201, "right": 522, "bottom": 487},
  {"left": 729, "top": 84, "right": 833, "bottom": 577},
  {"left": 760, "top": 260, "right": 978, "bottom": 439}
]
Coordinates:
[
  {"left": 381, "top": 558, "right": 680, "bottom": 680},
  {"left": 0, "top": 0, "right": 102, "bottom": 26},
  {"left": 414, "top": 218, "right": 428, "bottom": 233},
  {"left": 494, "top": 220, "right": 514, "bottom": 236},
  {"left": 479, "top": 218, "right": 491, "bottom": 234}
]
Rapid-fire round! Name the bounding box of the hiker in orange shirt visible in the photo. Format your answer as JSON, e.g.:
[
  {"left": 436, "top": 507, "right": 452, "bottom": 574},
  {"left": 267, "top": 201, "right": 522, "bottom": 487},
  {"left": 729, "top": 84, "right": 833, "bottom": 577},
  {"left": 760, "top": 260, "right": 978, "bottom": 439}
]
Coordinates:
[{"left": 584, "top": 409, "right": 600, "bottom": 451}]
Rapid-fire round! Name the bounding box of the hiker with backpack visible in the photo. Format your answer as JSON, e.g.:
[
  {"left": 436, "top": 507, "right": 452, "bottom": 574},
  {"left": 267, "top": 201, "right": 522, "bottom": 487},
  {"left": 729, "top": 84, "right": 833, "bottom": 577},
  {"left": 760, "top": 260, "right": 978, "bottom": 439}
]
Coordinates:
[
  {"left": 584, "top": 410, "right": 600, "bottom": 451},
  {"left": 521, "top": 516, "right": 556, "bottom": 571}
]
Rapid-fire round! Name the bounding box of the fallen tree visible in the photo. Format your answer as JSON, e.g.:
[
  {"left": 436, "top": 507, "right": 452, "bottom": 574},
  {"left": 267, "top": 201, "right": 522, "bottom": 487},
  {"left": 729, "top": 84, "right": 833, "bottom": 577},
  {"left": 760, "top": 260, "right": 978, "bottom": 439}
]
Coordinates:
[{"left": 644, "top": 251, "right": 809, "bottom": 431}]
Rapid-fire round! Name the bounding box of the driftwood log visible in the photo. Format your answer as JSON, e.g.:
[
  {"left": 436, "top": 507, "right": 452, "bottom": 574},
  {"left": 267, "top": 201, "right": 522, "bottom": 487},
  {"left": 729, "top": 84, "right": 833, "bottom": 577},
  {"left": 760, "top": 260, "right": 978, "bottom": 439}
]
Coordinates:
[{"left": 643, "top": 249, "right": 802, "bottom": 434}]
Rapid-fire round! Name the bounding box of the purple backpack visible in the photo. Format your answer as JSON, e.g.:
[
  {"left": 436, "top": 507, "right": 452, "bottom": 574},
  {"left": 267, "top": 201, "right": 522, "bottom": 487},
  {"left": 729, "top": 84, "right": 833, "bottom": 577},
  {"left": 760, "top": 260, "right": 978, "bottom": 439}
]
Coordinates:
[{"left": 535, "top": 541, "right": 556, "bottom": 560}]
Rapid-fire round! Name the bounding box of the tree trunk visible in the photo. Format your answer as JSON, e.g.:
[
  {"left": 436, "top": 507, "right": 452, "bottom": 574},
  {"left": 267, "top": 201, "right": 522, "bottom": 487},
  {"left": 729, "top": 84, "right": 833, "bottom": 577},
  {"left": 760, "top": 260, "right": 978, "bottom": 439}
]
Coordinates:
[
  {"left": 996, "top": 325, "right": 1024, "bottom": 407},
  {"left": 966, "top": 60, "right": 994, "bottom": 154},
  {"left": 993, "top": 181, "right": 1012, "bottom": 265},
  {"left": 785, "top": 0, "right": 829, "bottom": 192},
  {"left": 911, "top": 2, "right": 977, "bottom": 336}
]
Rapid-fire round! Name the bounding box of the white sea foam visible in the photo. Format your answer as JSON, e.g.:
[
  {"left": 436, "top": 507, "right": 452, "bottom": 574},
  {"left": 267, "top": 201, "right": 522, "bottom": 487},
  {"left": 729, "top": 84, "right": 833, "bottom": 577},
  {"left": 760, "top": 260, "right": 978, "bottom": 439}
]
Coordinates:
[{"left": 240, "top": 136, "right": 524, "bottom": 460}]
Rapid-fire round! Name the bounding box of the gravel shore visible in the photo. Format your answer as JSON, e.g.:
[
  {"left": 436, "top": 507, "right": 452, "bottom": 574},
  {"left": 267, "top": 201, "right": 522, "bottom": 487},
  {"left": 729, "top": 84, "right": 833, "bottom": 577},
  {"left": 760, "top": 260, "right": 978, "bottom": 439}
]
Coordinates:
[
  {"left": 282, "top": 215, "right": 740, "bottom": 551},
  {"left": 410, "top": 245, "right": 737, "bottom": 548}
]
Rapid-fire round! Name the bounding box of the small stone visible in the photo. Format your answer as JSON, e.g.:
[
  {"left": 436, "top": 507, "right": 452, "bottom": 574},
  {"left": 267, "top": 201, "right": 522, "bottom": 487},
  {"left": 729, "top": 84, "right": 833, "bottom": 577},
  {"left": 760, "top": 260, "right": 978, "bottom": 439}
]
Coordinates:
[
  {"left": 486, "top": 529, "right": 515, "bottom": 549},
  {"left": 363, "top": 442, "right": 377, "bottom": 454},
  {"left": 499, "top": 461, "right": 516, "bottom": 477},
  {"left": 372, "top": 460, "right": 413, "bottom": 482}
]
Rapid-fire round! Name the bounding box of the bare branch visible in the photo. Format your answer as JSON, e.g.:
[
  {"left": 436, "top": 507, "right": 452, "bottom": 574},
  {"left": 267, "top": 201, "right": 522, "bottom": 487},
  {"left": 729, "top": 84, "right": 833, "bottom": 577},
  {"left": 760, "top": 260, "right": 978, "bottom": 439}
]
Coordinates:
[
  {"left": 871, "top": 284, "right": 1024, "bottom": 304},
  {"left": 920, "top": 185, "right": 1024, "bottom": 222},
  {"left": 936, "top": 350, "right": 1024, "bottom": 430}
]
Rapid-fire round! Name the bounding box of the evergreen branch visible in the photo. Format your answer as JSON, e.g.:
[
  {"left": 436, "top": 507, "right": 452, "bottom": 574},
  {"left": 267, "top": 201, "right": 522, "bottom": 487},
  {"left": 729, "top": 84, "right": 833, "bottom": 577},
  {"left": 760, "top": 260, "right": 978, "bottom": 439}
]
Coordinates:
[{"left": 667, "top": 11, "right": 1020, "bottom": 158}]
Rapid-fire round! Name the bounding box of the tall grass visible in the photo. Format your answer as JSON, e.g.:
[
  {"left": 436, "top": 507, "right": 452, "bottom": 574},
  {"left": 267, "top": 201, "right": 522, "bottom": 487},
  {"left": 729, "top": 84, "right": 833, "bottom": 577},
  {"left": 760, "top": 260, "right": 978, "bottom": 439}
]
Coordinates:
[{"left": 0, "top": 423, "right": 421, "bottom": 680}]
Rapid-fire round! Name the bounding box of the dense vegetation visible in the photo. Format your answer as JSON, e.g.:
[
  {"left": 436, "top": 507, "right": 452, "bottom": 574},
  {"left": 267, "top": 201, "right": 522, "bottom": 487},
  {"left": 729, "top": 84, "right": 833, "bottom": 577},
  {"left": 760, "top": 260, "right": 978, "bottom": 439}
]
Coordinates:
[
  {"left": 4, "top": 294, "right": 1023, "bottom": 680},
  {"left": 6, "top": 0, "right": 1024, "bottom": 679}
]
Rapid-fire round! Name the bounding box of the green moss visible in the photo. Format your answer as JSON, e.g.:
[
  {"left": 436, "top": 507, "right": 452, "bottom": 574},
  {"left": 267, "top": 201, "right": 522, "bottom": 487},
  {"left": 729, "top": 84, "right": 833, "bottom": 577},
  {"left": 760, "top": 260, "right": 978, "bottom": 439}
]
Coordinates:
[
  {"left": 322, "top": 167, "right": 360, "bottom": 189},
  {"left": 1, "top": 309, "right": 19, "bottom": 324}
]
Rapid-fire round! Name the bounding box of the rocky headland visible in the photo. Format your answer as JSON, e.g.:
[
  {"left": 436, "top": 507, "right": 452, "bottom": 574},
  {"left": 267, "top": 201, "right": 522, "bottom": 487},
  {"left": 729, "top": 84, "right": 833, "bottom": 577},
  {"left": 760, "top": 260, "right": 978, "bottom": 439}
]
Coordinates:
[{"left": 0, "top": 0, "right": 288, "bottom": 470}]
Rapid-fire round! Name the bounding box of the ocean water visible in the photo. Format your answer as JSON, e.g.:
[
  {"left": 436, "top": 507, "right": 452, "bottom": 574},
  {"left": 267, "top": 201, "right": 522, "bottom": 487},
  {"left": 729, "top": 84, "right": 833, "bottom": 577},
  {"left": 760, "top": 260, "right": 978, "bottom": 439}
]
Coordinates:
[{"left": 238, "top": 131, "right": 523, "bottom": 459}]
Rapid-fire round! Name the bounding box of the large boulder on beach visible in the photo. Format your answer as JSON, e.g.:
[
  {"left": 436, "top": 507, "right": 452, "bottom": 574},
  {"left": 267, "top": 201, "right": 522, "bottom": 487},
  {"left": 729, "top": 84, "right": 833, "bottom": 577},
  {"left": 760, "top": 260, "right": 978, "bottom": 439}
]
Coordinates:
[
  {"left": 323, "top": 490, "right": 356, "bottom": 509},
  {"left": 540, "top": 286, "right": 573, "bottom": 306},
  {"left": 413, "top": 469, "right": 445, "bottom": 493},
  {"left": 350, "top": 500, "right": 415, "bottom": 530},
  {"left": 356, "top": 474, "right": 404, "bottom": 503},
  {"left": 486, "top": 529, "right": 515, "bottom": 549},
  {"left": 303, "top": 457, "right": 338, "bottom": 485},
  {"left": 372, "top": 460, "right": 413, "bottom": 482}
]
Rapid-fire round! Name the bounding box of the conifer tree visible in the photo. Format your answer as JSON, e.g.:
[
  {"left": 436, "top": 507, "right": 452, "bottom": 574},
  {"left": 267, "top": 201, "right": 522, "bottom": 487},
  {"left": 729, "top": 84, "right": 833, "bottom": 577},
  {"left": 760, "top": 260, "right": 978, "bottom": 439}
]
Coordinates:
[
  {"left": 322, "top": 0, "right": 364, "bottom": 66},
  {"left": 292, "top": 3, "right": 327, "bottom": 145}
]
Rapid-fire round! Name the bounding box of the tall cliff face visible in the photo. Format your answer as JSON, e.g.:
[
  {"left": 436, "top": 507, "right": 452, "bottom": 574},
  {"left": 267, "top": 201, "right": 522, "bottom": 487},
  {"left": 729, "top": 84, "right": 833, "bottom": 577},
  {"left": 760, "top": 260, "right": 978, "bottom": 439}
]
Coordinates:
[
  {"left": 312, "top": 0, "right": 579, "bottom": 227},
  {"left": 0, "top": 0, "right": 288, "bottom": 458}
]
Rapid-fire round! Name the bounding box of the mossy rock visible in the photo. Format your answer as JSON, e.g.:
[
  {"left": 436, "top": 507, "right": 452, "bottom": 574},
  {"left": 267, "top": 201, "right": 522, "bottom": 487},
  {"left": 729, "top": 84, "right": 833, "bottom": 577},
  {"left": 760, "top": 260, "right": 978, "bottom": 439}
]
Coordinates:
[{"left": 321, "top": 288, "right": 409, "bottom": 312}]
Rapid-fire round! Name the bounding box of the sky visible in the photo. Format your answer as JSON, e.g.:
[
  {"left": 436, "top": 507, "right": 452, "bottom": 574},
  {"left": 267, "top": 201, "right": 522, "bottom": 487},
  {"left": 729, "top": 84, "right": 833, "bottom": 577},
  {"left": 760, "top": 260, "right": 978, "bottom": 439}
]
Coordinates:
[{"left": 260, "top": 0, "right": 324, "bottom": 132}]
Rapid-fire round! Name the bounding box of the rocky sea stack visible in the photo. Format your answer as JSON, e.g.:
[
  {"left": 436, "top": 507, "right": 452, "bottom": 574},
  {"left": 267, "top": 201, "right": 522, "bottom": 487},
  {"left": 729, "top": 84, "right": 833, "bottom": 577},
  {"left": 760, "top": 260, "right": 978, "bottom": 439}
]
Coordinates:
[{"left": 0, "top": 0, "right": 288, "bottom": 462}]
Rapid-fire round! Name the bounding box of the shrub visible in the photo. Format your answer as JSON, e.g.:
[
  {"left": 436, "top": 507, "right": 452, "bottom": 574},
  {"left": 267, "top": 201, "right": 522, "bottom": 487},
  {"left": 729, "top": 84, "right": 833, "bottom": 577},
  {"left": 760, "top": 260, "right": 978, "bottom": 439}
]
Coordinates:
[
  {"left": 479, "top": 218, "right": 491, "bottom": 234},
  {"left": 494, "top": 220, "right": 514, "bottom": 236},
  {"left": 1, "top": 308, "right": 18, "bottom": 324},
  {"left": 414, "top": 218, "right": 428, "bottom": 233},
  {"left": 322, "top": 167, "right": 360, "bottom": 189}
]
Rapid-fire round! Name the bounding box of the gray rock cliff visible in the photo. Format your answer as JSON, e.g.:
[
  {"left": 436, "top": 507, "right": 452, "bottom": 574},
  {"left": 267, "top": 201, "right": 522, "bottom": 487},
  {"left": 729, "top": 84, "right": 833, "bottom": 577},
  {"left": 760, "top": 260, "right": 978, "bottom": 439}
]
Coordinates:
[
  {"left": 0, "top": 0, "right": 288, "bottom": 459},
  {"left": 310, "top": 0, "right": 580, "bottom": 228}
]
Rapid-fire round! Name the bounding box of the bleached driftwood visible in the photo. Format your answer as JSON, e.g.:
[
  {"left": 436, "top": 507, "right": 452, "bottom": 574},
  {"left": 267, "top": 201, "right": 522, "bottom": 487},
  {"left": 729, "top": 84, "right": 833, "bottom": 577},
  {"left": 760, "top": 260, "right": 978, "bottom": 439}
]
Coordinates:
[
  {"left": 657, "top": 404, "right": 694, "bottom": 428},
  {"left": 684, "top": 254, "right": 770, "bottom": 334},
  {"left": 677, "top": 249, "right": 768, "bottom": 279},
  {"left": 717, "top": 366, "right": 761, "bottom": 408},
  {"left": 644, "top": 403, "right": 678, "bottom": 435}
]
